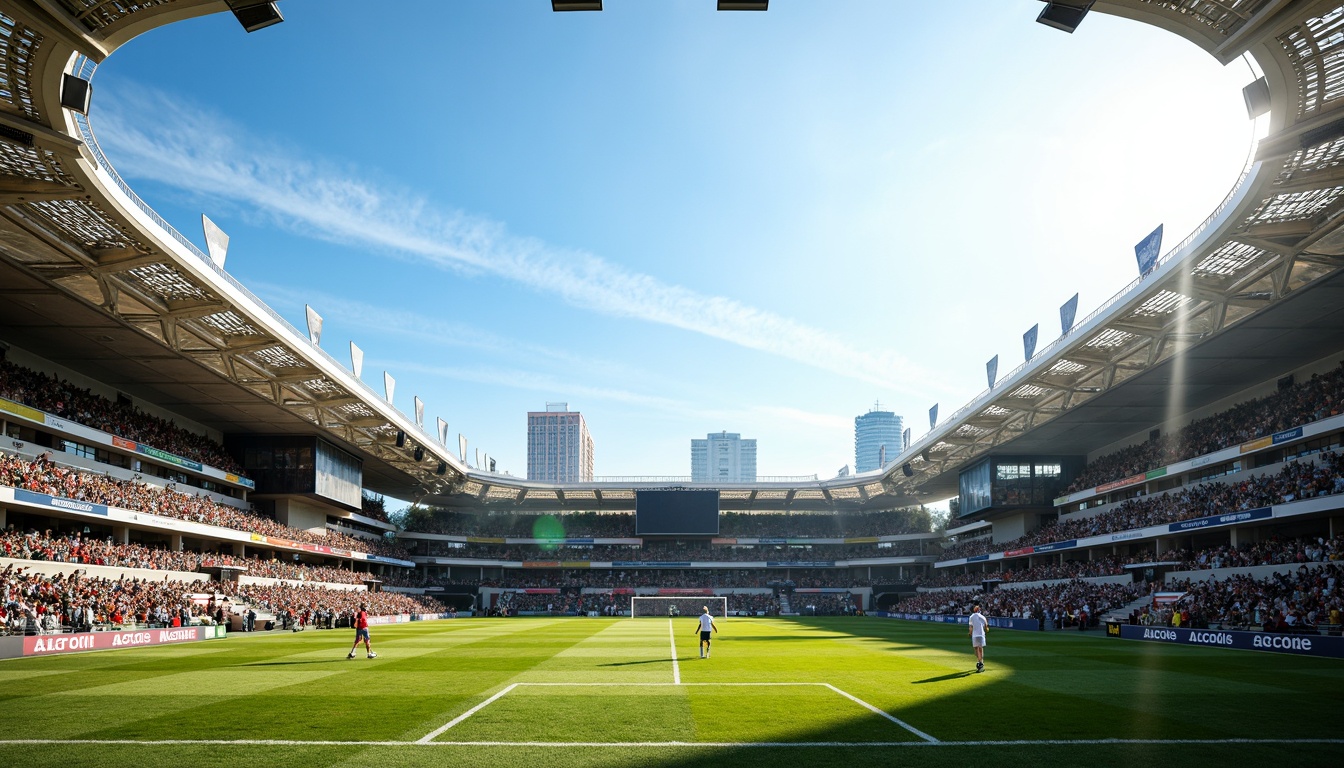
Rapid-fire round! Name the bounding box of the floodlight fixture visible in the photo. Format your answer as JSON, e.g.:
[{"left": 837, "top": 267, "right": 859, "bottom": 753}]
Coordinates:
[
  {"left": 228, "top": 1, "right": 284, "bottom": 33},
  {"left": 1243, "top": 77, "right": 1270, "bottom": 119},
  {"left": 1036, "top": 1, "right": 1092, "bottom": 33},
  {"left": 60, "top": 74, "right": 92, "bottom": 114}
]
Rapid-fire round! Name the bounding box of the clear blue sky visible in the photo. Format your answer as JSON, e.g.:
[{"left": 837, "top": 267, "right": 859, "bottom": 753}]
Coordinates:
[{"left": 91, "top": 0, "right": 1257, "bottom": 485}]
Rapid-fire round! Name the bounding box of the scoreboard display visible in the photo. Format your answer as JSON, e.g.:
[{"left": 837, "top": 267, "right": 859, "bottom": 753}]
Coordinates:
[{"left": 634, "top": 490, "right": 720, "bottom": 536}]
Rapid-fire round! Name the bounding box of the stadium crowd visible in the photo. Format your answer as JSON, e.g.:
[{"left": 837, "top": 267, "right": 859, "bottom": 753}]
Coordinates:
[
  {"left": 494, "top": 591, "right": 782, "bottom": 616},
  {"left": 1066, "top": 362, "right": 1344, "bottom": 493},
  {"left": 0, "top": 527, "right": 395, "bottom": 585},
  {"left": 399, "top": 509, "right": 936, "bottom": 539},
  {"left": 794, "top": 593, "right": 859, "bottom": 616},
  {"left": 1156, "top": 563, "right": 1342, "bottom": 632},
  {"left": 941, "top": 450, "right": 1344, "bottom": 561},
  {"left": 899, "top": 580, "right": 1144, "bottom": 628},
  {"left": 0, "top": 359, "right": 245, "bottom": 475},
  {"left": 422, "top": 540, "right": 926, "bottom": 562},
  {"left": 448, "top": 568, "right": 873, "bottom": 590},
  {"left": 916, "top": 556, "right": 1128, "bottom": 588},
  {"left": 1162, "top": 533, "right": 1344, "bottom": 571},
  {"left": 1, "top": 563, "right": 223, "bottom": 635},
  {"left": 233, "top": 582, "right": 443, "bottom": 622},
  {"left": 0, "top": 452, "right": 408, "bottom": 559}
]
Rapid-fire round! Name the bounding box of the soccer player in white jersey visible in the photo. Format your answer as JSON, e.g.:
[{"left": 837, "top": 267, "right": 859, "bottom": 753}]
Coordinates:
[
  {"left": 692, "top": 606, "right": 718, "bottom": 658},
  {"left": 968, "top": 604, "right": 988, "bottom": 672}
]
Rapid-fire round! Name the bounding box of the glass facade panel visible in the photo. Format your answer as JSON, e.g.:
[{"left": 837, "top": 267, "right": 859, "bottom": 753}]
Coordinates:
[
  {"left": 958, "top": 459, "right": 992, "bottom": 516},
  {"left": 315, "top": 439, "right": 362, "bottom": 508}
]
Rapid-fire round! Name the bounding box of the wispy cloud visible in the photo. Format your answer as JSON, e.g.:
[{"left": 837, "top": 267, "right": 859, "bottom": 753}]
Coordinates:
[{"left": 95, "top": 84, "right": 934, "bottom": 393}]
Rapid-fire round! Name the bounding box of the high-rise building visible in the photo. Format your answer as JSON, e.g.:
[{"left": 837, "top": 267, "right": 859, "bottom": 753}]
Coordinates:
[
  {"left": 527, "top": 402, "right": 594, "bottom": 482},
  {"left": 691, "top": 431, "right": 757, "bottom": 482},
  {"left": 855, "top": 404, "right": 903, "bottom": 473}
]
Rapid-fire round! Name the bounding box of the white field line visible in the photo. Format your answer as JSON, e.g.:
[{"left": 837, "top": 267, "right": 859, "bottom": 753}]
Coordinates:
[
  {"left": 415, "top": 683, "right": 518, "bottom": 744},
  {"left": 413, "top": 683, "right": 930, "bottom": 742},
  {"left": 1, "top": 738, "right": 1343, "bottom": 748},
  {"left": 668, "top": 619, "right": 680, "bottom": 685},
  {"left": 821, "top": 683, "right": 939, "bottom": 744},
  {"left": 513, "top": 682, "right": 821, "bottom": 687}
]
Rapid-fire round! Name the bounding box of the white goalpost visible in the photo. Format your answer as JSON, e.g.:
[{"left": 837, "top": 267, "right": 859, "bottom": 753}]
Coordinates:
[{"left": 630, "top": 595, "right": 728, "bottom": 619}]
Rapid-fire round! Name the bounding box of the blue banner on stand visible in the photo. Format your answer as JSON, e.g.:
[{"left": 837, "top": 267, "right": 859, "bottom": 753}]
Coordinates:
[
  {"left": 1117, "top": 624, "right": 1344, "bottom": 658},
  {"left": 14, "top": 489, "right": 108, "bottom": 517},
  {"left": 1135, "top": 224, "right": 1164, "bottom": 274},
  {"left": 1060, "top": 292, "right": 1079, "bottom": 334},
  {"left": 1168, "top": 507, "right": 1271, "bottom": 533}
]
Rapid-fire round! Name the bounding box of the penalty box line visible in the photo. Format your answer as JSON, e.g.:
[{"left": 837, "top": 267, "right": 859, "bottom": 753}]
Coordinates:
[{"left": 417, "top": 681, "right": 938, "bottom": 744}]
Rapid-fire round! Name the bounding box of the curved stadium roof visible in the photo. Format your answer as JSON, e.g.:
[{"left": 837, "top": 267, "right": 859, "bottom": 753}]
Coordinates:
[{"left": 0, "top": 0, "right": 1341, "bottom": 514}]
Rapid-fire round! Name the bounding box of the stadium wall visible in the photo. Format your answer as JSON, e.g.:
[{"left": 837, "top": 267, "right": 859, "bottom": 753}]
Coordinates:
[
  {"left": 1112, "top": 624, "right": 1344, "bottom": 659},
  {"left": 873, "top": 612, "right": 1039, "bottom": 631},
  {"left": 0, "top": 625, "right": 228, "bottom": 661}
]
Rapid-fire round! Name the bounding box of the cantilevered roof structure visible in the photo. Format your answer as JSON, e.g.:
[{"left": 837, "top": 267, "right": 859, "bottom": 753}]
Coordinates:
[{"left": 0, "top": 0, "right": 1341, "bottom": 514}]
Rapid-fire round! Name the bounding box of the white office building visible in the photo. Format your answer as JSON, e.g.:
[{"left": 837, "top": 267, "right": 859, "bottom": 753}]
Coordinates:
[
  {"left": 691, "top": 431, "right": 757, "bottom": 482},
  {"left": 527, "top": 403, "right": 594, "bottom": 482}
]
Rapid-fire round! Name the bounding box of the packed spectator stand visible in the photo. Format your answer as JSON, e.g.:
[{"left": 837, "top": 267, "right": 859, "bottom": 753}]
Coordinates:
[
  {"left": 454, "top": 569, "right": 872, "bottom": 591},
  {"left": 233, "top": 582, "right": 443, "bottom": 624},
  {"left": 1, "top": 528, "right": 384, "bottom": 586},
  {"left": 1157, "top": 564, "right": 1341, "bottom": 632},
  {"left": 1, "top": 563, "right": 224, "bottom": 636},
  {"left": 422, "top": 540, "right": 927, "bottom": 562},
  {"left": 915, "top": 556, "right": 1128, "bottom": 588},
  {"left": 1065, "top": 361, "right": 1344, "bottom": 493},
  {"left": 940, "top": 450, "right": 1344, "bottom": 562},
  {"left": 899, "top": 580, "right": 1144, "bottom": 628},
  {"left": 1162, "top": 533, "right": 1344, "bottom": 572},
  {"left": 0, "top": 452, "right": 408, "bottom": 560},
  {"left": 0, "top": 360, "right": 245, "bottom": 476},
  {"left": 495, "top": 590, "right": 782, "bottom": 617},
  {"left": 400, "top": 508, "right": 937, "bottom": 539}
]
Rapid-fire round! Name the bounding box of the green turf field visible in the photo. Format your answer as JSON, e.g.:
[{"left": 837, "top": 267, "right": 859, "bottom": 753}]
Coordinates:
[{"left": 0, "top": 616, "right": 1340, "bottom": 767}]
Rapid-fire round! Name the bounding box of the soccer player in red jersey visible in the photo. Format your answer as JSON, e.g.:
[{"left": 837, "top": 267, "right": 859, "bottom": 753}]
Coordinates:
[{"left": 346, "top": 603, "right": 377, "bottom": 659}]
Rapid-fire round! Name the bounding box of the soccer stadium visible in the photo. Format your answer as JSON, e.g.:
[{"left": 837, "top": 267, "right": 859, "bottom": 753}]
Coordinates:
[{"left": 0, "top": 1, "right": 1341, "bottom": 766}]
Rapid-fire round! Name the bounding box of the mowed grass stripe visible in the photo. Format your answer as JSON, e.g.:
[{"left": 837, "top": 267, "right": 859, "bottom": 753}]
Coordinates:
[
  {"left": 5, "top": 741, "right": 1344, "bottom": 768},
  {"left": 518, "top": 617, "right": 679, "bottom": 683},
  {"left": 8, "top": 618, "right": 612, "bottom": 743},
  {"left": 789, "top": 618, "right": 1341, "bottom": 742},
  {"left": 0, "top": 616, "right": 1338, "bottom": 763}
]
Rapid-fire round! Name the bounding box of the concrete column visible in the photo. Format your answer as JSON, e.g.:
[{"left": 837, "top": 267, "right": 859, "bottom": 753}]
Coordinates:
[
  {"left": 1229, "top": 527, "right": 1239, "bottom": 548},
  {"left": 112, "top": 526, "right": 129, "bottom": 544},
  {"left": 0, "top": 508, "right": 6, "bottom": 530},
  {"left": 171, "top": 534, "right": 183, "bottom": 552},
  {"left": 235, "top": 542, "right": 246, "bottom": 558}
]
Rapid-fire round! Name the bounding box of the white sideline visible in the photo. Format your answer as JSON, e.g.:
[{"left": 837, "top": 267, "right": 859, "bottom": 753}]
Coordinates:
[
  {"left": 668, "top": 619, "right": 680, "bottom": 684},
  {"left": 415, "top": 683, "right": 518, "bottom": 744},
  {"left": 1, "top": 738, "right": 1342, "bottom": 748},
  {"left": 821, "top": 683, "right": 938, "bottom": 743},
  {"left": 417, "top": 681, "right": 937, "bottom": 744}
]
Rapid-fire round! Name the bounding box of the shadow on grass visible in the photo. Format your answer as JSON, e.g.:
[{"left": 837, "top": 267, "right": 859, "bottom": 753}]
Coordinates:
[
  {"left": 235, "top": 659, "right": 345, "bottom": 667},
  {"left": 911, "top": 671, "right": 974, "bottom": 684},
  {"left": 598, "top": 658, "right": 675, "bottom": 667}
]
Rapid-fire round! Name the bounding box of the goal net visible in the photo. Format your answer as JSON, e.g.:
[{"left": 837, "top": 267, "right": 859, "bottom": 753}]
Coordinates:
[{"left": 630, "top": 596, "right": 727, "bottom": 619}]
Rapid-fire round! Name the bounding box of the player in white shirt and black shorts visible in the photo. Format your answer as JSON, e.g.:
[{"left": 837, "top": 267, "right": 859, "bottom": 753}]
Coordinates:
[
  {"left": 968, "top": 604, "right": 988, "bottom": 672},
  {"left": 692, "top": 606, "right": 718, "bottom": 658}
]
